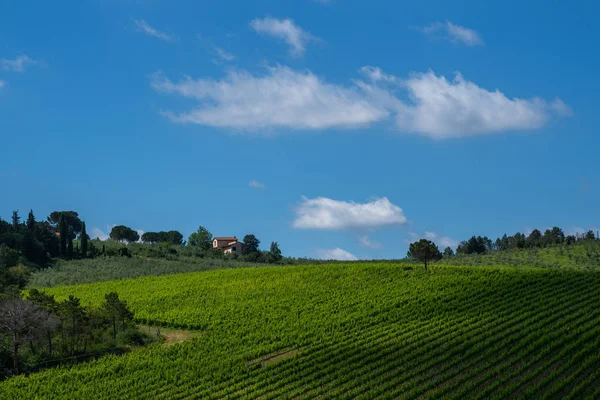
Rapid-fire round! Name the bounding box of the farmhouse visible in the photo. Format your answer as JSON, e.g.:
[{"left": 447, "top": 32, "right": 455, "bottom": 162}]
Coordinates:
[{"left": 213, "top": 236, "right": 244, "bottom": 254}]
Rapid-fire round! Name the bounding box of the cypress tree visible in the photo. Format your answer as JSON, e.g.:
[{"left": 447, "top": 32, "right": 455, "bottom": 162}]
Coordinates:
[
  {"left": 59, "top": 214, "right": 67, "bottom": 257},
  {"left": 67, "top": 226, "right": 74, "bottom": 259},
  {"left": 80, "top": 222, "right": 88, "bottom": 258}
]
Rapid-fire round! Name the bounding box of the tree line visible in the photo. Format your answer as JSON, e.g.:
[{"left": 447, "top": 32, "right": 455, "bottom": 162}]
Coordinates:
[
  {"left": 0, "top": 290, "right": 149, "bottom": 379},
  {"left": 0, "top": 209, "right": 287, "bottom": 298},
  {"left": 408, "top": 226, "right": 598, "bottom": 269}
]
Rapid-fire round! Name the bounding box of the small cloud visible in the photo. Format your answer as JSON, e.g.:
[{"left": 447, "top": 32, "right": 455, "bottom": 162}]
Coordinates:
[
  {"left": 134, "top": 20, "right": 177, "bottom": 42},
  {"left": 358, "top": 235, "right": 382, "bottom": 249},
  {"left": 293, "top": 196, "right": 407, "bottom": 230},
  {"left": 136, "top": 229, "right": 145, "bottom": 242},
  {"left": 250, "top": 17, "right": 319, "bottom": 57},
  {"left": 0, "top": 80, "right": 5, "bottom": 88},
  {"left": 91, "top": 227, "right": 110, "bottom": 241},
  {"left": 248, "top": 179, "right": 265, "bottom": 189},
  {"left": 420, "top": 20, "right": 483, "bottom": 46},
  {"left": 316, "top": 247, "right": 358, "bottom": 261},
  {"left": 408, "top": 231, "right": 458, "bottom": 249},
  {"left": 565, "top": 226, "right": 600, "bottom": 237},
  {"left": 1, "top": 55, "right": 38, "bottom": 72},
  {"left": 213, "top": 46, "right": 235, "bottom": 62},
  {"left": 91, "top": 225, "right": 144, "bottom": 242}
]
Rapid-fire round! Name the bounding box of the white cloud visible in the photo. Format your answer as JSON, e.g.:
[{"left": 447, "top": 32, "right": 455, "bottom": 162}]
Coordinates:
[
  {"left": 421, "top": 21, "right": 483, "bottom": 46},
  {"left": 250, "top": 17, "right": 318, "bottom": 57},
  {"left": 136, "top": 229, "right": 145, "bottom": 242},
  {"left": 152, "top": 65, "right": 570, "bottom": 138},
  {"left": 151, "top": 66, "right": 386, "bottom": 130},
  {"left": 409, "top": 231, "right": 458, "bottom": 249},
  {"left": 316, "top": 247, "right": 358, "bottom": 261},
  {"left": 0, "top": 80, "right": 5, "bottom": 88},
  {"left": 393, "top": 71, "right": 572, "bottom": 138},
  {"left": 91, "top": 227, "right": 110, "bottom": 241},
  {"left": 213, "top": 46, "right": 235, "bottom": 62},
  {"left": 358, "top": 235, "right": 382, "bottom": 249},
  {"left": 293, "top": 196, "right": 407, "bottom": 230},
  {"left": 248, "top": 179, "right": 265, "bottom": 189},
  {"left": 91, "top": 225, "right": 144, "bottom": 242},
  {"left": 134, "top": 20, "right": 176, "bottom": 42},
  {"left": 1, "top": 55, "right": 38, "bottom": 72}
]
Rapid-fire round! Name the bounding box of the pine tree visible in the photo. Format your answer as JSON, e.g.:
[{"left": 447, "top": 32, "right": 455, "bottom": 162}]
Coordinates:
[
  {"left": 11, "top": 210, "right": 20, "bottom": 227},
  {"left": 59, "top": 214, "right": 67, "bottom": 257},
  {"left": 26, "top": 210, "right": 36, "bottom": 233}
]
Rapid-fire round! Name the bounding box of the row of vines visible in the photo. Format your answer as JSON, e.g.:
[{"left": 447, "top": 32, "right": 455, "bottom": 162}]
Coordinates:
[{"left": 2, "top": 263, "right": 600, "bottom": 399}]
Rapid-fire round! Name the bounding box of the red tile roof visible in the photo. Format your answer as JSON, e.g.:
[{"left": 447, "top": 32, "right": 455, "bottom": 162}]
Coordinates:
[{"left": 214, "top": 237, "right": 237, "bottom": 241}]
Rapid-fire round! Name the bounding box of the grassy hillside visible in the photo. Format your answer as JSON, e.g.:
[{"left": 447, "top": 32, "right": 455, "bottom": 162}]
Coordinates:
[
  {"left": 3, "top": 263, "right": 600, "bottom": 399},
  {"left": 27, "top": 256, "right": 259, "bottom": 288},
  {"left": 444, "top": 240, "right": 600, "bottom": 269}
]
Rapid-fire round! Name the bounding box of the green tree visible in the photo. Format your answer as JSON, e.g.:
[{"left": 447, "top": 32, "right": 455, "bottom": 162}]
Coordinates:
[
  {"left": 67, "top": 226, "right": 75, "bottom": 258},
  {"left": 268, "top": 241, "right": 282, "bottom": 263},
  {"left": 58, "top": 214, "right": 68, "bottom": 257},
  {"left": 407, "top": 239, "right": 442, "bottom": 271},
  {"left": 527, "top": 229, "right": 542, "bottom": 248},
  {"left": 542, "top": 227, "right": 565, "bottom": 246},
  {"left": 11, "top": 210, "right": 20, "bottom": 227},
  {"left": 47, "top": 211, "right": 83, "bottom": 238},
  {"left": 443, "top": 247, "right": 454, "bottom": 257},
  {"left": 27, "top": 289, "right": 59, "bottom": 353},
  {"left": 60, "top": 296, "right": 87, "bottom": 354},
  {"left": 110, "top": 225, "right": 140, "bottom": 243},
  {"left": 80, "top": 222, "right": 88, "bottom": 258},
  {"left": 242, "top": 234, "right": 260, "bottom": 255},
  {"left": 102, "top": 292, "right": 134, "bottom": 340},
  {"left": 141, "top": 232, "right": 159, "bottom": 244},
  {"left": 585, "top": 230, "right": 595, "bottom": 240},
  {"left": 188, "top": 226, "right": 213, "bottom": 250},
  {"left": 165, "top": 231, "right": 183, "bottom": 245},
  {"left": 26, "top": 210, "right": 36, "bottom": 233}
]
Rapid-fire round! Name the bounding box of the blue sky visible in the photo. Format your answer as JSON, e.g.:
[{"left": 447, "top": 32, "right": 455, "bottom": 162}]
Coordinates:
[{"left": 1, "top": 0, "right": 599, "bottom": 260}]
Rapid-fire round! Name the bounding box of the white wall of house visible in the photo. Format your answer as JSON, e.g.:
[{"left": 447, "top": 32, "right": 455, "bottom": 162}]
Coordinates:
[{"left": 223, "top": 243, "right": 242, "bottom": 254}]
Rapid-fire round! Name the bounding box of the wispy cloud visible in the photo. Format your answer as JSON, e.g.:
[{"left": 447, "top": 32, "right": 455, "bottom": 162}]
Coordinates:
[
  {"left": 1, "top": 55, "right": 38, "bottom": 72},
  {"left": 407, "top": 231, "right": 458, "bottom": 249},
  {"left": 213, "top": 46, "right": 235, "bottom": 62},
  {"left": 420, "top": 21, "right": 483, "bottom": 46},
  {"left": 0, "top": 80, "right": 5, "bottom": 89},
  {"left": 565, "top": 226, "right": 600, "bottom": 237},
  {"left": 250, "top": 17, "right": 318, "bottom": 57},
  {"left": 134, "top": 20, "right": 177, "bottom": 42},
  {"left": 151, "top": 65, "right": 571, "bottom": 138},
  {"left": 293, "top": 196, "right": 407, "bottom": 230},
  {"left": 316, "top": 247, "right": 358, "bottom": 261},
  {"left": 358, "top": 235, "right": 382, "bottom": 249},
  {"left": 248, "top": 179, "right": 265, "bottom": 189}
]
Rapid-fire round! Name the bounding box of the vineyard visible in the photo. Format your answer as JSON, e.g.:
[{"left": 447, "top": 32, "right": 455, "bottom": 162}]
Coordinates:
[{"left": 3, "top": 263, "right": 600, "bottom": 399}]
